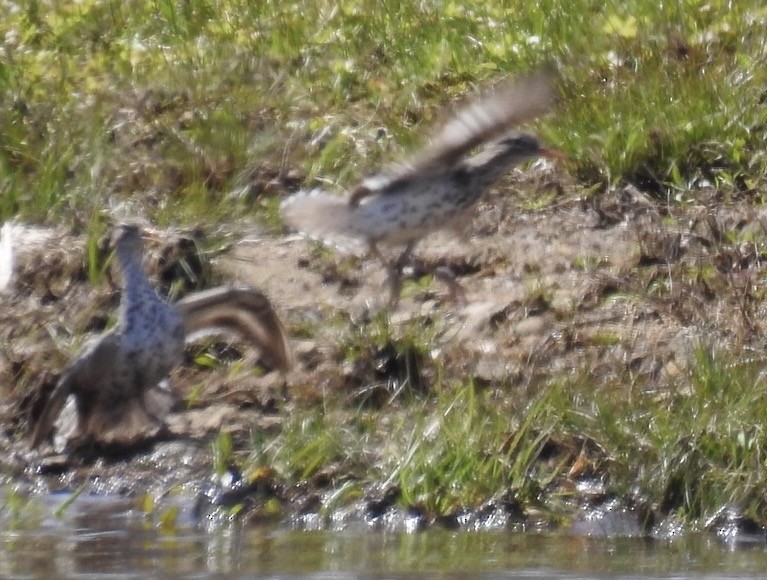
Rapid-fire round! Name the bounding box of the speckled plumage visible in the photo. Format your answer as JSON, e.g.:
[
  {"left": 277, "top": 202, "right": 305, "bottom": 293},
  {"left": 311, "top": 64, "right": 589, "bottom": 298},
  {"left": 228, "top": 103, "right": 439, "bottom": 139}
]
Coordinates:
[
  {"left": 283, "top": 70, "right": 563, "bottom": 305},
  {"left": 31, "top": 224, "right": 185, "bottom": 449},
  {"left": 31, "top": 225, "right": 293, "bottom": 451}
]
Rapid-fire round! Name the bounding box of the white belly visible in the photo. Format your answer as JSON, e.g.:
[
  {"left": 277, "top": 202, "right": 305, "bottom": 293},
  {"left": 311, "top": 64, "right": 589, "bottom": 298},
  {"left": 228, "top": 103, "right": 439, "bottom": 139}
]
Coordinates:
[{"left": 349, "top": 186, "right": 468, "bottom": 245}]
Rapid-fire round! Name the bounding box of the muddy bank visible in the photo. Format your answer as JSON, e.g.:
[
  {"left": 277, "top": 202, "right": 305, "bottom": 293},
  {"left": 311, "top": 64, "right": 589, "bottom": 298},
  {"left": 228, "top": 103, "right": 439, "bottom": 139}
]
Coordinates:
[{"left": 3, "top": 165, "right": 767, "bottom": 530}]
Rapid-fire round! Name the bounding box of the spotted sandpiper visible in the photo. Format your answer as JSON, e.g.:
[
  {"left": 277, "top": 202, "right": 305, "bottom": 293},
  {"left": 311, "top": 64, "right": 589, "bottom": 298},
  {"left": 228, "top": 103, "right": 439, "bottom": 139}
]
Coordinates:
[
  {"left": 283, "top": 69, "right": 564, "bottom": 306},
  {"left": 31, "top": 223, "right": 291, "bottom": 450}
]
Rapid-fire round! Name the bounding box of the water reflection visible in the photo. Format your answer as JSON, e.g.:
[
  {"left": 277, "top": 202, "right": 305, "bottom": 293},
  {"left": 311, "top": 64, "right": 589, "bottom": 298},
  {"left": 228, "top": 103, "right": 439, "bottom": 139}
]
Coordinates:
[{"left": 2, "top": 493, "right": 767, "bottom": 577}]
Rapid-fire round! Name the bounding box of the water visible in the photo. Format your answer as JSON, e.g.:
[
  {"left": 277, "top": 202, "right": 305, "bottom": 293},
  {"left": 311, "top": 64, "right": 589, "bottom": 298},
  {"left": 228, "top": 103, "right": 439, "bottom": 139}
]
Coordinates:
[{"left": 3, "top": 494, "right": 767, "bottom": 578}]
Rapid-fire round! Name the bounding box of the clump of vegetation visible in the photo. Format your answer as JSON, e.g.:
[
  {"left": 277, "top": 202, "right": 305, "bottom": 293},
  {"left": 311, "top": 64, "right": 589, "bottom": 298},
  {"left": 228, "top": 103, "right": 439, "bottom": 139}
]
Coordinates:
[
  {"left": 338, "top": 312, "right": 435, "bottom": 405},
  {"left": 574, "top": 347, "right": 767, "bottom": 522},
  {"left": 384, "top": 383, "right": 561, "bottom": 516},
  {"left": 247, "top": 345, "right": 767, "bottom": 528}
]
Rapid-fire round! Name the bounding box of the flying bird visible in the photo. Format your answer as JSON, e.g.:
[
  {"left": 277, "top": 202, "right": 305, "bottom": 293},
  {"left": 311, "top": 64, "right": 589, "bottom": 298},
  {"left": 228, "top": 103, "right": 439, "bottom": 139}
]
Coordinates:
[{"left": 283, "top": 69, "right": 564, "bottom": 306}]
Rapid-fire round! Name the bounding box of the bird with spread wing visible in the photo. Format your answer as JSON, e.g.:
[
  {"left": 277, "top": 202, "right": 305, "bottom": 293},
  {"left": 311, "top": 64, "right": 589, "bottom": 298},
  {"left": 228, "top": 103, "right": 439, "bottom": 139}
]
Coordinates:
[{"left": 30, "top": 223, "right": 291, "bottom": 451}]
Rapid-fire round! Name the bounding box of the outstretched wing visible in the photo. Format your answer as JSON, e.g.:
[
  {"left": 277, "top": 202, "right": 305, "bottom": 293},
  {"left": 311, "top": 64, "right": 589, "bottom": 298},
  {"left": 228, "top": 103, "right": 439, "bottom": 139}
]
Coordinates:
[
  {"left": 175, "top": 286, "right": 292, "bottom": 373},
  {"left": 352, "top": 68, "right": 555, "bottom": 205},
  {"left": 30, "top": 334, "right": 121, "bottom": 448}
]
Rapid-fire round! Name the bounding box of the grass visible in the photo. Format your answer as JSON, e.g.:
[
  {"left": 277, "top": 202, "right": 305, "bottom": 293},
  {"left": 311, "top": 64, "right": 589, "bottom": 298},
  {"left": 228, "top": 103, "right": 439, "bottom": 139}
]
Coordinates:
[
  {"left": 3, "top": 0, "right": 767, "bottom": 531},
  {"left": 562, "top": 346, "right": 767, "bottom": 523},
  {"left": 2, "top": 1, "right": 765, "bottom": 224},
  {"left": 385, "top": 384, "right": 560, "bottom": 516},
  {"left": 250, "top": 381, "right": 565, "bottom": 517},
  {"left": 251, "top": 344, "right": 767, "bottom": 526}
]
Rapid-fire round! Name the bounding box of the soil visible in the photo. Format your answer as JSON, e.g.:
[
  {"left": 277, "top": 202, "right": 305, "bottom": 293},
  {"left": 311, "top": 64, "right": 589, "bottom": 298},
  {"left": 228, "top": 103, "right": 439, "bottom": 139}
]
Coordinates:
[
  {"left": 223, "top": 162, "right": 767, "bottom": 400},
  {"left": 2, "top": 161, "right": 767, "bottom": 524}
]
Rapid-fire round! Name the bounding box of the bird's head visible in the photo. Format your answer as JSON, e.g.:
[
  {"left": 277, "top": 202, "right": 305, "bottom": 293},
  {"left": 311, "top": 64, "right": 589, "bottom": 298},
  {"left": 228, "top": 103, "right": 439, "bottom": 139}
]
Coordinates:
[
  {"left": 464, "top": 131, "right": 566, "bottom": 186},
  {"left": 112, "top": 223, "right": 144, "bottom": 259},
  {"left": 494, "top": 131, "right": 566, "bottom": 163}
]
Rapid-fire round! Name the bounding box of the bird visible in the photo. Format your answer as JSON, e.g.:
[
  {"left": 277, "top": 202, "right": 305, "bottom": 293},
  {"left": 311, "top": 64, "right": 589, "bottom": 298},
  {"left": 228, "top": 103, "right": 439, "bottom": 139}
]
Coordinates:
[
  {"left": 30, "top": 223, "right": 291, "bottom": 451},
  {"left": 282, "top": 69, "right": 565, "bottom": 306}
]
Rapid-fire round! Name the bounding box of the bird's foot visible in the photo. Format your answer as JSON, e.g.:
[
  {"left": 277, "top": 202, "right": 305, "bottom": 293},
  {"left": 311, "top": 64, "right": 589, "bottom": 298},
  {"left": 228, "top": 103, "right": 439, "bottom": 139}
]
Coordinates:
[{"left": 433, "top": 266, "right": 468, "bottom": 306}]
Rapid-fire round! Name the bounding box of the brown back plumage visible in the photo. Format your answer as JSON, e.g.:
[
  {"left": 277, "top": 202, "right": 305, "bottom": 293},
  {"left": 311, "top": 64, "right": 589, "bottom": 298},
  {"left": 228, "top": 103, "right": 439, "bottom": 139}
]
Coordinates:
[{"left": 31, "top": 224, "right": 292, "bottom": 452}]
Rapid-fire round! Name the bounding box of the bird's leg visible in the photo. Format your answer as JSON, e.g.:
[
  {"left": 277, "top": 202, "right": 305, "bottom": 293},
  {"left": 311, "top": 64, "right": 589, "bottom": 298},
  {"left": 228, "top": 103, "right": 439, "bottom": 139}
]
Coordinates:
[
  {"left": 369, "top": 241, "right": 416, "bottom": 308},
  {"left": 369, "top": 242, "right": 400, "bottom": 307},
  {"left": 394, "top": 241, "right": 416, "bottom": 271},
  {"left": 431, "top": 266, "right": 468, "bottom": 305},
  {"left": 130, "top": 370, "right": 174, "bottom": 429},
  {"left": 390, "top": 241, "right": 418, "bottom": 307},
  {"left": 139, "top": 389, "right": 170, "bottom": 426},
  {"left": 369, "top": 241, "right": 465, "bottom": 306}
]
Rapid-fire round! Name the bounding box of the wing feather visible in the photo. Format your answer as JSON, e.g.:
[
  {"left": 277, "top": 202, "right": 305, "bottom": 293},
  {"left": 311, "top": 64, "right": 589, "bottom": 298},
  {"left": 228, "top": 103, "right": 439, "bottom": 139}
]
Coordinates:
[
  {"left": 359, "top": 68, "right": 556, "bottom": 198},
  {"left": 175, "top": 286, "right": 292, "bottom": 372}
]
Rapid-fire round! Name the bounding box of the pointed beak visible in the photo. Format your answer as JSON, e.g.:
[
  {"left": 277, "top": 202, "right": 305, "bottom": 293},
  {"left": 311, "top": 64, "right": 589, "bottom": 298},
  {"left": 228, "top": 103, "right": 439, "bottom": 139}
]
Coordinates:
[{"left": 539, "top": 147, "right": 568, "bottom": 161}]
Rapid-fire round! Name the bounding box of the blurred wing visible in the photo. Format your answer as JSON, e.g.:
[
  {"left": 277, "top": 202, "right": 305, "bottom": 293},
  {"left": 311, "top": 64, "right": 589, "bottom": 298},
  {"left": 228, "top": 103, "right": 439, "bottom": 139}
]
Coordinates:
[
  {"left": 30, "top": 373, "right": 73, "bottom": 449},
  {"left": 176, "top": 286, "right": 293, "bottom": 373},
  {"left": 360, "top": 68, "right": 555, "bottom": 198}
]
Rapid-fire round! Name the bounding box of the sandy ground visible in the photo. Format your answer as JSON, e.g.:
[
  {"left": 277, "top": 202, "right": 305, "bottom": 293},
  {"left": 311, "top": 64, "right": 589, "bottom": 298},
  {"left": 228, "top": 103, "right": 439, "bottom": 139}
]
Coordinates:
[
  {"left": 218, "top": 165, "right": 767, "bottom": 400},
  {"left": 2, "top": 163, "right": 767, "bottom": 490}
]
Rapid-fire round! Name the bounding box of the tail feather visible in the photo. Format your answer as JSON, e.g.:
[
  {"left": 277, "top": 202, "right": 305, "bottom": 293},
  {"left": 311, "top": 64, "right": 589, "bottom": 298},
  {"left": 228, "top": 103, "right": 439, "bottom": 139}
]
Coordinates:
[
  {"left": 281, "top": 190, "right": 356, "bottom": 240},
  {"left": 176, "top": 286, "right": 293, "bottom": 372},
  {"left": 30, "top": 375, "right": 73, "bottom": 448}
]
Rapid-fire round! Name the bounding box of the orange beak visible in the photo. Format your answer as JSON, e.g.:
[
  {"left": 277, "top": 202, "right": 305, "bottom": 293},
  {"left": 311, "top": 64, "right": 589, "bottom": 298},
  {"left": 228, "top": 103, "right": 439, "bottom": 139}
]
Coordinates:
[{"left": 540, "top": 147, "right": 568, "bottom": 161}]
